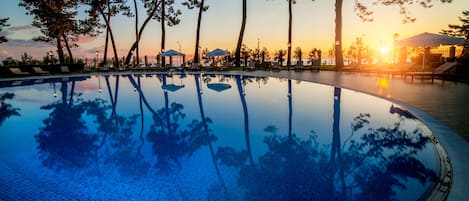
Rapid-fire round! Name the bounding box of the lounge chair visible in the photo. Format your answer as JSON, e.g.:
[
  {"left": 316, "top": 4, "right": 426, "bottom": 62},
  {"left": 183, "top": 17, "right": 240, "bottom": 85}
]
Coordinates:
[
  {"left": 186, "top": 63, "right": 199, "bottom": 71},
  {"left": 100, "top": 64, "right": 112, "bottom": 72},
  {"left": 32, "top": 67, "right": 49, "bottom": 75},
  {"left": 272, "top": 62, "right": 281, "bottom": 71},
  {"left": 341, "top": 62, "right": 359, "bottom": 72},
  {"left": 381, "top": 62, "right": 415, "bottom": 77},
  {"left": 247, "top": 62, "right": 256, "bottom": 71},
  {"left": 201, "top": 64, "right": 214, "bottom": 71},
  {"left": 404, "top": 62, "right": 458, "bottom": 83},
  {"left": 8, "top": 67, "right": 29, "bottom": 77},
  {"left": 220, "top": 61, "right": 230, "bottom": 71},
  {"left": 295, "top": 61, "right": 304, "bottom": 71},
  {"left": 61, "top": 66, "right": 71, "bottom": 73}
]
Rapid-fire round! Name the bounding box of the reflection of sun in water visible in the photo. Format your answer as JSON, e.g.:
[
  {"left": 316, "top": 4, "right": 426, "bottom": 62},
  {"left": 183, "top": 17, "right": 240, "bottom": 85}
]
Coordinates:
[{"left": 376, "top": 77, "right": 391, "bottom": 98}]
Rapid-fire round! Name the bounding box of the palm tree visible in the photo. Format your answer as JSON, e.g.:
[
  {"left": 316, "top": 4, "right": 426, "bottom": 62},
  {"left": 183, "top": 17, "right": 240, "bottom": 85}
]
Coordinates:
[
  {"left": 235, "top": 0, "right": 247, "bottom": 67},
  {"left": 275, "top": 49, "right": 286, "bottom": 65},
  {"left": 294, "top": 47, "right": 302, "bottom": 63}
]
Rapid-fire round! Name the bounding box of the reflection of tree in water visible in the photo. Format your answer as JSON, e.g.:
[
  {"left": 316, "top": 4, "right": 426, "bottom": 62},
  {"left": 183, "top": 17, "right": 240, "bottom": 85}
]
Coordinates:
[
  {"left": 35, "top": 81, "right": 98, "bottom": 170},
  {"left": 344, "top": 115, "right": 436, "bottom": 201},
  {"left": 0, "top": 92, "right": 20, "bottom": 126},
  {"left": 147, "top": 74, "right": 217, "bottom": 173},
  {"left": 35, "top": 80, "right": 148, "bottom": 176},
  {"left": 217, "top": 116, "right": 436, "bottom": 201}
]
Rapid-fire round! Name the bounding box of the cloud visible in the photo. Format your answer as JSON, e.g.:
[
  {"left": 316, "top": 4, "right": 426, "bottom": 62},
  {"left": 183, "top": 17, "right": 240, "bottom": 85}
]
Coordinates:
[
  {"left": 1, "top": 25, "right": 37, "bottom": 37},
  {"left": 8, "top": 25, "right": 36, "bottom": 31},
  {"left": 1, "top": 50, "right": 9, "bottom": 57},
  {"left": 77, "top": 35, "right": 99, "bottom": 44},
  {"left": 4, "top": 39, "right": 50, "bottom": 48}
]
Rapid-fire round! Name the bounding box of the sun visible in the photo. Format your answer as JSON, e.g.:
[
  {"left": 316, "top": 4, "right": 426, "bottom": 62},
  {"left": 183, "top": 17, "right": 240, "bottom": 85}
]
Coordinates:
[{"left": 380, "top": 46, "right": 390, "bottom": 56}]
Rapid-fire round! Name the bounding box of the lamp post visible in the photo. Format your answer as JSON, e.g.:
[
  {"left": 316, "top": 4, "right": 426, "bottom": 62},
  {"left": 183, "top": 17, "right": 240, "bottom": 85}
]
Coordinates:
[
  {"left": 47, "top": 51, "right": 53, "bottom": 65},
  {"left": 393, "top": 33, "right": 399, "bottom": 64},
  {"left": 95, "top": 51, "right": 99, "bottom": 69},
  {"left": 257, "top": 37, "right": 260, "bottom": 62},
  {"left": 98, "top": 75, "right": 102, "bottom": 93},
  {"left": 177, "top": 41, "right": 182, "bottom": 66}
]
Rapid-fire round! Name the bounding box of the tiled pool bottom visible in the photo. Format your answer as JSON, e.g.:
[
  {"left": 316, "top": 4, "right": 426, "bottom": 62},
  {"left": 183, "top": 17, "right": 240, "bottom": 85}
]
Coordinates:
[
  {"left": 0, "top": 152, "right": 230, "bottom": 200},
  {"left": 0, "top": 73, "right": 452, "bottom": 200}
]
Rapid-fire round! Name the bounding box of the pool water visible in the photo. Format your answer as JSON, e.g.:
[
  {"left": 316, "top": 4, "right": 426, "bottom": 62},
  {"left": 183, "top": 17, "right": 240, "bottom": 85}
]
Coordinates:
[{"left": 0, "top": 73, "right": 441, "bottom": 200}]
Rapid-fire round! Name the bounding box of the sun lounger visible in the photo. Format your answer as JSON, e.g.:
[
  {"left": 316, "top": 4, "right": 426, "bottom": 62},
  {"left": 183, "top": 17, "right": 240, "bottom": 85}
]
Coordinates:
[
  {"left": 295, "top": 61, "right": 304, "bottom": 71},
  {"left": 9, "top": 67, "right": 29, "bottom": 77},
  {"left": 32, "top": 67, "right": 49, "bottom": 75},
  {"left": 201, "top": 64, "right": 214, "bottom": 71},
  {"left": 61, "top": 66, "right": 71, "bottom": 73},
  {"left": 381, "top": 62, "right": 415, "bottom": 77},
  {"left": 272, "top": 62, "right": 281, "bottom": 71},
  {"left": 247, "top": 62, "right": 256, "bottom": 71},
  {"left": 186, "top": 63, "right": 199, "bottom": 71},
  {"left": 404, "top": 62, "right": 458, "bottom": 83}
]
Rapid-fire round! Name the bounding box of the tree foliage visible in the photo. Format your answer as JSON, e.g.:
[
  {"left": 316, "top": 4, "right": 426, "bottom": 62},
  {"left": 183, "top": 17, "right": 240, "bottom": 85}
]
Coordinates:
[
  {"left": 19, "top": 0, "right": 80, "bottom": 63},
  {"left": 0, "top": 18, "right": 10, "bottom": 43},
  {"left": 441, "top": 10, "right": 469, "bottom": 62},
  {"left": 354, "top": 0, "right": 453, "bottom": 24}
]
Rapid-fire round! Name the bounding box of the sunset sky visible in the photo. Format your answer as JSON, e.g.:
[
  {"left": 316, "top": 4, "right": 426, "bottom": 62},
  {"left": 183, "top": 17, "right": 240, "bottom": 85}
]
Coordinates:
[{"left": 0, "top": 0, "right": 467, "bottom": 62}]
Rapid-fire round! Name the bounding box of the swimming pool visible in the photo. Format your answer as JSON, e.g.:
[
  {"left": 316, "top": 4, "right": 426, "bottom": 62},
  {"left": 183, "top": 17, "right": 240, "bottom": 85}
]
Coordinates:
[{"left": 0, "top": 73, "right": 450, "bottom": 200}]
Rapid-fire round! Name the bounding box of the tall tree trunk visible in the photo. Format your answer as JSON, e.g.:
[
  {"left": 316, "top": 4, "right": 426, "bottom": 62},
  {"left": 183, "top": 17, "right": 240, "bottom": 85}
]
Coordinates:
[
  {"left": 104, "top": 29, "right": 109, "bottom": 64},
  {"left": 98, "top": 5, "right": 119, "bottom": 67},
  {"left": 124, "top": 2, "right": 159, "bottom": 65},
  {"left": 335, "top": 0, "right": 344, "bottom": 69},
  {"left": 330, "top": 87, "right": 346, "bottom": 199},
  {"left": 193, "top": 0, "right": 205, "bottom": 64},
  {"left": 56, "top": 35, "right": 65, "bottom": 64},
  {"left": 137, "top": 76, "right": 145, "bottom": 155},
  {"left": 235, "top": 0, "right": 247, "bottom": 68},
  {"left": 288, "top": 79, "right": 292, "bottom": 138},
  {"left": 103, "top": 0, "right": 110, "bottom": 64},
  {"left": 194, "top": 74, "right": 227, "bottom": 191},
  {"left": 69, "top": 81, "right": 76, "bottom": 106},
  {"left": 287, "top": 0, "right": 292, "bottom": 70},
  {"left": 60, "top": 81, "right": 67, "bottom": 105},
  {"left": 161, "top": 0, "right": 166, "bottom": 67},
  {"left": 62, "top": 35, "right": 73, "bottom": 64},
  {"left": 162, "top": 75, "right": 171, "bottom": 135},
  {"left": 235, "top": 75, "right": 254, "bottom": 165},
  {"left": 133, "top": 0, "right": 140, "bottom": 65}
]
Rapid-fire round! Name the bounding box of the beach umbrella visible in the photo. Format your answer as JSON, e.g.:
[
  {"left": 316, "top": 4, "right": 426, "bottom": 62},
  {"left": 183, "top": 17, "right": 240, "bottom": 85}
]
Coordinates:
[
  {"left": 162, "top": 84, "right": 185, "bottom": 92},
  {"left": 396, "top": 32, "right": 465, "bottom": 69},
  {"left": 396, "top": 32, "right": 465, "bottom": 47},
  {"left": 206, "top": 48, "right": 229, "bottom": 57},
  {"left": 160, "top": 49, "right": 184, "bottom": 57},
  {"left": 207, "top": 83, "right": 232, "bottom": 92}
]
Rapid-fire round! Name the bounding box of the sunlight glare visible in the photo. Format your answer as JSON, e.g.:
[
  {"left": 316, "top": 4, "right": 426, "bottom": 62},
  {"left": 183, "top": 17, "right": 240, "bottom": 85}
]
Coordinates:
[{"left": 380, "top": 46, "right": 390, "bottom": 56}]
